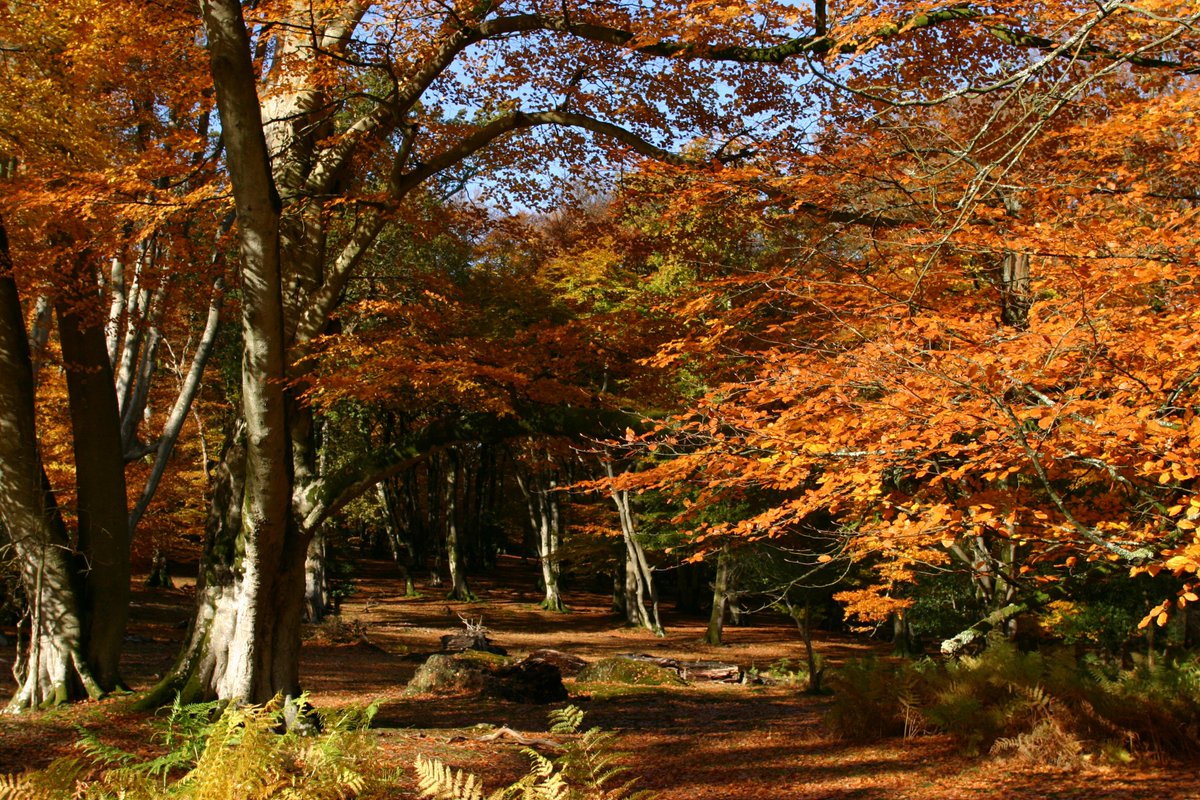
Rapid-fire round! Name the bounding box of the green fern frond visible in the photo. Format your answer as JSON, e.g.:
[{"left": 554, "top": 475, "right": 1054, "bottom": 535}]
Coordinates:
[
  {"left": 548, "top": 705, "right": 585, "bottom": 736},
  {"left": 74, "top": 725, "right": 137, "bottom": 767}
]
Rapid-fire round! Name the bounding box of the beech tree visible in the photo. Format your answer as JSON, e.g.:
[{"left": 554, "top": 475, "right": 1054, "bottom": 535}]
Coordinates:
[
  {"left": 0, "top": 0, "right": 219, "bottom": 709},
  {"left": 8, "top": 0, "right": 1196, "bottom": 710},
  {"left": 603, "top": 3, "right": 1200, "bottom": 648}
]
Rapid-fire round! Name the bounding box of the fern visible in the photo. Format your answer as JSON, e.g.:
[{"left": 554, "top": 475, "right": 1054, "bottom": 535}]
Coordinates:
[
  {"left": 548, "top": 706, "right": 585, "bottom": 736},
  {"left": 0, "top": 758, "right": 85, "bottom": 800},
  {"left": 416, "top": 706, "right": 651, "bottom": 800},
  {"left": 0, "top": 773, "right": 25, "bottom": 800},
  {"left": 75, "top": 725, "right": 138, "bottom": 767},
  {"left": 551, "top": 705, "right": 649, "bottom": 800},
  {"left": 415, "top": 754, "right": 486, "bottom": 800}
]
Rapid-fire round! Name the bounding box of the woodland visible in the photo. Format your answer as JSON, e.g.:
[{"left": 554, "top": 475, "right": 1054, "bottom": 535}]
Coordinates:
[{"left": 1, "top": 0, "right": 1200, "bottom": 797}]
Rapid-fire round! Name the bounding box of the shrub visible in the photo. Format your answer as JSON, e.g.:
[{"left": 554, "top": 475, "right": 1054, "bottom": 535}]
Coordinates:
[
  {"left": 824, "top": 658, "right": 926, "bottom": 741},
  {"left": 825, "top": 638, "right": 1200, "bottom": 762},
  {"left": 1083, "top": 659, "right": 1200, "bottom": 758}
]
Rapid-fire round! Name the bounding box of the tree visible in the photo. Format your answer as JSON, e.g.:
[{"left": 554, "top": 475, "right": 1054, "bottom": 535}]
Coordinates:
[
  {"left": 0, "top": 0, "right": 216, "bottom": 708},
  {"left": 605, "top": 2, "right": 1200, "bottom": 649}
]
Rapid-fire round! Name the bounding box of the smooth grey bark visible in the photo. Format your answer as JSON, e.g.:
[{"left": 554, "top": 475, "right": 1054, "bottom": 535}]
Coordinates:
[
  {"left": 104, "top": 255, "right": 126, "bottom": 367},
  {"left": 112, "top": 246, "right": 155, "bottom": 420},
  {"left": 303, "top": 528, "right": 329, "bottom": 623},
  {"left": 443, "top": 450, "right": 474, "bottom": 601},
  {"left": 301, "top": 419, "right": 332, "bottom": 623},
  {"left": 194, "top": 0, "right": 302, "bottom": 704},
  {"left": 535, "top": 484, "right": 564, "bottom": 612},
  {"left": 623, "top": 548, "right": 643, "bottom": 627},
  {"left": 515, "top": 456, "right": 566, "bottom": 612},
  {"left": 605, "top": 461, "right": 663, "bottom": 636},
  {"left": 128, "top": 277, "right": 226, "bottom": 535},
  {"left": 0, "top": 217, "right": 102, "bottom": 710},
  {"left": 141, "top": 422, "right": 246, "bottom": 707}
]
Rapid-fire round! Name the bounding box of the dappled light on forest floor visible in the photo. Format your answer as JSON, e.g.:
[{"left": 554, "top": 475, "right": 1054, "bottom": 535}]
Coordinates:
[{"left": 1, "top": 558, "right": 1196, "bottom": 798}]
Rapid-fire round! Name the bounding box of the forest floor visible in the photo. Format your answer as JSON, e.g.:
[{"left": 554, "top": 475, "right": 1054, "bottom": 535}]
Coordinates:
[{"left": 1, "top": 555, "right": 1197, "bottom": 799}]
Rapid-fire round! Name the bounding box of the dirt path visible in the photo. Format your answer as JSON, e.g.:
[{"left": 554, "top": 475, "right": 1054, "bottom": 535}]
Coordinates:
[{"left": 1, "top": 556, "right": 1197, "bottom": 798}]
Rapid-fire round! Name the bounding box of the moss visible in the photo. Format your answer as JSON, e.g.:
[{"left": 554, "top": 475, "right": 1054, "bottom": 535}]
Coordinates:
[
  {"left": 575, "top": 657, "right": 686, "bottom": 687},
  {"left": 404, "top": 651, "right": 513, "bottom": 696},
  {"left": 452, "top": 649, "right": 513, "bottom": 667}
]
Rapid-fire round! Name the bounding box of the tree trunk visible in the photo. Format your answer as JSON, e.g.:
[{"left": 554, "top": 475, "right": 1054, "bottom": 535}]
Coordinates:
[
  {"left": 999, "top": 251, "right": 1032, "bottom": 328},
  {"left": 378, "top": 481, "right": 419, "bottom": 596},
  {"left": 623, "top": 548, "right": 643, "bottom": 626},
  {"left": 606, "top": 462, "right": 663, "bottom": 636},
  {"left": 0, "top": 217, "right": 102, "bottom": 710},
  {"left": 193, "top": 0, "right": 303, "bottom": 705},
  {"left": 303, "top": 528, "right": 329, "bottom": 622},
  {"left": 128, "top": 277, "right": 225, "bottom": 535},
  {"left": 56, "top": 263, "right": 132, "bottom": 692},
  {"left": 516, "top": 460, "right": 566, "bottom": 612},
  {"left": 612, "top": 548, "right": 628, "bottom": 618},
  {"left": 537, "top": 488, "right": 565, "bottom": 611},
  {"left": 783, "top": 597, "right": 825, "bottom": 694},
  {"left": 705, "top": 546, "right": 732, "bottom": 645},
  {"left": 444, "top": 450, "right": 475, "bottom": 601}
]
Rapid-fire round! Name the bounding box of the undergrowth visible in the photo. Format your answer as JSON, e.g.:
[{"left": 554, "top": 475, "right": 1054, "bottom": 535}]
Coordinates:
[
  {"left": 1, "top": 699, "right": 648, "bottom": 800},
  {"left": 825, "top": 636, "right": 1200, "bottom": 764},
  {"left": 415, "top": 705, "right": 651, "bottom": 800},
  {"left": 1, "top": 695, "right": 389, "bottom": 799}
]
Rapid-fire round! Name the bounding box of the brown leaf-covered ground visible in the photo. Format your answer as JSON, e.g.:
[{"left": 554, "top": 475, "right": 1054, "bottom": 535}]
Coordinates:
[{"left": 1, "top": 556, "right": 1197, "bottom": 798}]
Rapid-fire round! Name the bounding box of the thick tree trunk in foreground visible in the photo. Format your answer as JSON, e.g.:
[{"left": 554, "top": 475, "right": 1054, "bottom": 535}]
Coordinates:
[
  {"left": 192, "top": 0, "right": 303, "bottom": 705},
  {"left": 143, "top": 422, "right": 307, "bottom": 706},
  {"left": 0, "top": 219, "right": 101, "bottom": 710}
]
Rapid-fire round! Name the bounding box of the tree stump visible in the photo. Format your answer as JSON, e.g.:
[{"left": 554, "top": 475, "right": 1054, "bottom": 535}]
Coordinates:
[
  {"left": 439, "top": 632, "right": 507, "bottom": 655},
  {"left": 405, "top": 652, "right": 566, "bottom": 703}
]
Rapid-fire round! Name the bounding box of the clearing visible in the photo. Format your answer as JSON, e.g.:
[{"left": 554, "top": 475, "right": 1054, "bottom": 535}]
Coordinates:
[{"left": 0, "top": 557, "right": 1194, "bottom": 799}]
